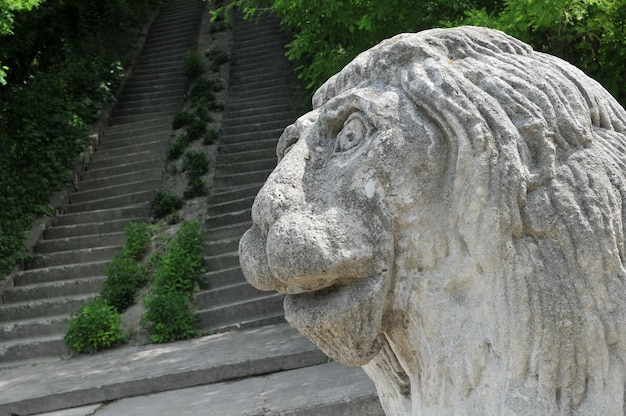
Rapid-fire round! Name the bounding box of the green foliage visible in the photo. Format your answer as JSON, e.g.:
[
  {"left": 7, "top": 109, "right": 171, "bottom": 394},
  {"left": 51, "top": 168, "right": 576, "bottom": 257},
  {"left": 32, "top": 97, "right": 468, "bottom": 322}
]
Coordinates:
[
  {"left": 122, "top": 222, "right": 151, "bottom": 260},
  {"left": 203, "top": 128, "right": 219, "bottom": 145},
  {"left": 167, "top": 135, "right": 189, "bottom": 160},
  {"left": 141, "top": 291, "right": 199, "bottom": 343},
  {"left": 0, "top": 0, "right": 159, "bottom": 277},
  {"left": 462, "top": 0, "right": 626, "bottom": 105},
  {"left": 182, "top": 149, "right": 209, "bottom": 198},
  {"left": 64, "top": 297, "right": 126, "bottom": 354},
  {"left": 150, "top": 190, "right": 183, "bottom": 219},
  {"left": 183, "top": 50, "right": 204, "bottom": 80},
  {"left": 206, "top": 47, "right": 229, "bottom": 71},
  {"left": 186, "top": 119, "right": 207, "bottom": 141},
  {"left": 220, "top": 0, "right": 625, "bottom": 106},
  {"left": 142, "top": 221, "right": 204, "bottom": 343},
  {"left": 101, "top": 254, "right": 149, "bottom": 312},
  {"left": 172, "top": 110, "right": 195, "bottom": 130}
]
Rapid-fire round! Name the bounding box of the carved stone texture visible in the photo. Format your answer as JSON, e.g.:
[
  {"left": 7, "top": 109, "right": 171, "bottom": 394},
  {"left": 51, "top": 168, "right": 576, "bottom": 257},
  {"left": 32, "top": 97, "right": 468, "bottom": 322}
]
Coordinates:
[{"left": 239, "top": 26, "right": 626, "bottom": 415}]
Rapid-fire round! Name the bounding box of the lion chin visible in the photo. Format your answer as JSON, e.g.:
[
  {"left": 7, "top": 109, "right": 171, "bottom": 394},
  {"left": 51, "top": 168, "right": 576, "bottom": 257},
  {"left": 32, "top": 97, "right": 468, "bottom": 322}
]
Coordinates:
[{"left": 239, "top": 26, "right": 626, "bottom": 416}]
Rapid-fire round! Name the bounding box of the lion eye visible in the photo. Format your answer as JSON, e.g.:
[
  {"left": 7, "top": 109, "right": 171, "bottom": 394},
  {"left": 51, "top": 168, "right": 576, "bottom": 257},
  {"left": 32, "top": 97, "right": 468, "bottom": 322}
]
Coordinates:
[{"left": 336, "top": 114, "right": 368, "bottom": 153}]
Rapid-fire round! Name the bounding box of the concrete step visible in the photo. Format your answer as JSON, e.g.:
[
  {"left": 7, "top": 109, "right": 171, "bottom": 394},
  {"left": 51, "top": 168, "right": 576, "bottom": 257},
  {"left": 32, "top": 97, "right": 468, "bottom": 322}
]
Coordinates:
[
  {"left": 13, "top": 261, "right": 108, "bottom": 286},
  {"left": 205, "top": 208, "right": 251, "bottom": 229},
  {"left": 46, "top": 218, "right": 141, "bottom": 240},
  {"left": 35, "top": 232, "right": 126, "bottom": 254},
  {"left": 202, "top": 236, "right": 240, "bottom": 257},
  {"left": 93, "top": 362, "right": 383, "bottom": 416},
  {"left": 0, "top": 294, "right": 96, "bottom": 322},
  {"left": 65, "top": 190, "right": 156, "bottom": 214},
  {"left": 225, "top": 102, "right": 293, "bottom": 118},
  {"left": 213, "top": 169, "right": 273, "bottom": 188},
  {"left": 25, "top": 245, "right": 120, "bottom": 269},
  {"left": 223, "top": 110, "right": 294, "bottom": 127},
  {"left": 228, "top": 68, "right": 293, "bottom": 88},
  {"left": 222, "top": 118, "right": 291, "bottom": 136},
  {"left": 109, "top": 110, "right": 179, "bottom": 126},
  {"left": 219, "top": 140, "right": 277, "bottom": 158},
  {"left": 69, "top": 178, "right": 161, "bottom": 205},
  {"left": 96, "top": 131, "right": 170, "bottom": 152},
  {"left": 88, "top": 149, "right": 164, "bottom": 171},
  {"left": 93, "top": 139, "right": 167, "bottom": 161},
  {"left": 207, "top": 195, "right": 254, "bottom": 216},
  {"left": 210, "top": 183, "right": 262, "bottom": 205},
  {"left": 112, "top": 97, "right": 182, "bottom": 114},
  {"left": 216, "top": 157, "right": 276, "bottom": 175},
  {"left": 196, "top": 292, "right": 284, "bottom": 330},
  {"left": 204, "top": 251, "right": 240, "bottom": 271},
  {"left": 225, "top": 94, "right": 292, "bottom": 111},
  {"left": 0, "top": 314, "right": 69, "bottom": 341},
  {"left": 0, "top": 335, "right": 67, "bottom": 364},
  {"left": 2, "top": 276, "right": 105, "bottom": 303},
  {"left": 195, "top": 281, "right": 265, "bottom": 308},
  {"left": 52, "top": 206, "right": 149, "bottom": 227},
  {"left": 227, "top": 85, "right": 293, "bottom": 103},
  {"left": 0, "top": 324, "right": 328, "bottom": 416},
  {"left": 220, "top": 127, "right": 284, "bottom": 145},
  {"left": 103, "top": 118, "right": 171, "bottom": 139},
  {"left": 80, "top": 160, "right": 164, "bottom": 182},
  {"left": 202, "top": 266, "right": 245, "bottom": 290},
  {"left": 205, "top": 221, "right": 251, "bottom": 243},
  {"left": 111, "top": 102, "right": 182, "bottom": 118},
  {"left": 77, "top": 168, "right": 162, "bottom": 192},
  {"left": 119, "top": 87, "right": 184, "bottom": 103}
]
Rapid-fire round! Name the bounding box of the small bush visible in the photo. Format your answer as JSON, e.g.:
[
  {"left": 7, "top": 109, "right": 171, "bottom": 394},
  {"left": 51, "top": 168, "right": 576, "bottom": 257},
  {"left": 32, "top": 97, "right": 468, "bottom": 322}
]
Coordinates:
[
  {"left": 183, "top": 50, "right": 204, "bottom": 80},
  {"left": 207, "top": 48, "right": 229, "bottom": 65},
  {"left": 183, "top": 178, "right": 208, "bottom": 199},
  {"left": 153, "top": 221, "right": 205, "bottom": 295},
  {"left": 194, "top": 107, "right": 213, "bottom": 123},
  {"left": 186, "top": 119, "right": 207, "bottom": 141},
  {"left": 122, "top": 222, "right": 151, "bottom": 260},
  {"left": 141, "top": 291, "right": 199, "bottom": 343},
  {"left": 189, "top": 78, "right": 217, "bottom": 106},
  {"left": 182, "top": 150, "right": 209, "bottom": 179},
  {"left": 167, "top": 135, "right": 189, "bottom": 160},
  {"left": 151, "top": 190, "right": 183, "bottom": 219},
  {"left": 142, "top": 221, "right": 205, "bottom": 343},
  {"left": 203, "top": 128, "right": 219, "bottom": 145},
  {"left": 64, "top": 297, "right": 126, "bottom": 354},
  {"left": 172, "top": 111, "right": 195, "bottom": 130},
  {"left": 101, "top": 254, "right": 149, "bottom": 312}
]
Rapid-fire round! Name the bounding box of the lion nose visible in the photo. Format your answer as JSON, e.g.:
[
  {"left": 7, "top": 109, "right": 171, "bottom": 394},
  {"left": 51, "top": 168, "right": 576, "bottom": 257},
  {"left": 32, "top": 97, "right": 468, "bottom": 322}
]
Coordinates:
[{"left": 251, "top": 137, "right": 308, "bottom": 236}]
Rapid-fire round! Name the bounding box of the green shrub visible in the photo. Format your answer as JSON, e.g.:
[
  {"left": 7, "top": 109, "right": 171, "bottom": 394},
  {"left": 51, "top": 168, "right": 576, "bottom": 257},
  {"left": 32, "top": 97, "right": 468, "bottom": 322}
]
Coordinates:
[
  {"left": 182, "top": 150, "right": 209, "bottom": 180},
  {"left": 153, "top": 221, "right": 205, "bottom": 295},
  {"left": 189, "top": 77, "right": 217, "bottom": 107},
  {"left": 172, "top": 111, "right": 195, "bottom": 130},
  {"left": 183, "top": 178, "right": 208, "bottom": 199},
  {"left": 183, "top": 50, "right": 204, "bottom": 80},
  {"left": 101, "top": 254, "right": 149, "bottom": 312},
  {"left": 64, "top": 297, "right": 126, "bottom": 354},
  {"left": 203, "top": 128, "right": 219, "bottom": 145},
  {"left": 141, "top": 291, "right": 199, "bottom": 343},
  {"left": 167, "top": 135, "right": 189, "bottom": 160},
  {"left": 186, "top": 119, "right": 207, "bottom": 141},
  {"left": 142, "top": 221, "right": 205, "bottom": 343},
  {"left": 122, "top": 222, "right": 151, "bottom": 260},
  {"left": 150, "top": 190, "right": 183, "bottom": 219},
  {"left": 194, "top": 107, "right": 213, "bottom": 123}
]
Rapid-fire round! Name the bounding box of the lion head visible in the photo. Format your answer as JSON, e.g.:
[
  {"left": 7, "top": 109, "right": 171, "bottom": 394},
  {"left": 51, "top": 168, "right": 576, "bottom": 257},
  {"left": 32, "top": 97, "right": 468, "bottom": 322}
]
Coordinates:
[{"left": 239, "top": 26, "right": 626, "bottom": 415}]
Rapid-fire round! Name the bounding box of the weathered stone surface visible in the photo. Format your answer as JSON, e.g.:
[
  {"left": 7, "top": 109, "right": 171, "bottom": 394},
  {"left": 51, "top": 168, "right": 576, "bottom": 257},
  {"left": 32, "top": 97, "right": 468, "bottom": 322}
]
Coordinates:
[{"left": 239, "top": 26, "right": 626, "bottom": 415}]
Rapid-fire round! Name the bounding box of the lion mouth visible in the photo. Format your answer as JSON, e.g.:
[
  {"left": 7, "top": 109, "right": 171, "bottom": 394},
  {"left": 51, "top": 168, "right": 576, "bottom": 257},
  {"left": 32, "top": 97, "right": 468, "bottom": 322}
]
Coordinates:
[{"left": 239, "top": 222, "right": 390, "bottom": 366}]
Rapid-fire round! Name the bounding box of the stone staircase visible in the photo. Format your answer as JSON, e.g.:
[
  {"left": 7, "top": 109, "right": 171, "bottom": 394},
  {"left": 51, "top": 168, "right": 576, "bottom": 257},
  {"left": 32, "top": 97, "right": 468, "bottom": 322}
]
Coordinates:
[
  {"left": 0, "top": 4, "right": 386, "bottom": 416},
  {"left": 195, "top": 12, "right": 297, "bottom": 333},
  {"left": 0, "top": 0, "right": 206, "bottom": 365}
]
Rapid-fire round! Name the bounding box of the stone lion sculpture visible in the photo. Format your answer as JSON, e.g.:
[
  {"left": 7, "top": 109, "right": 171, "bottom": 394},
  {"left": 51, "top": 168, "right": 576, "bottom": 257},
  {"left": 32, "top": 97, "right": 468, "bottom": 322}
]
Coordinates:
[{"left": 239, "top": 26, "right": 626, "bottom": 415}]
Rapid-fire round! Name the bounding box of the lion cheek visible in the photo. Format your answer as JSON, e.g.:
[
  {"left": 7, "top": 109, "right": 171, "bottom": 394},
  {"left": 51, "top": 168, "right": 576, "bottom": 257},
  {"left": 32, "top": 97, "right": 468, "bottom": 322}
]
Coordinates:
[{"left": 283, "top": 271, "right": 389, "bottom": 366}]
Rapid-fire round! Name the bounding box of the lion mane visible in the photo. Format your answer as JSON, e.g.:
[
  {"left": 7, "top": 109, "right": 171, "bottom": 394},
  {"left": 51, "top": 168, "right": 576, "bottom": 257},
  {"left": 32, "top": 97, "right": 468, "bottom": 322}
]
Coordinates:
[{"left": 313, "top": 27, "right": 626, "bottom": 414}]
